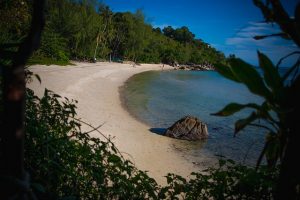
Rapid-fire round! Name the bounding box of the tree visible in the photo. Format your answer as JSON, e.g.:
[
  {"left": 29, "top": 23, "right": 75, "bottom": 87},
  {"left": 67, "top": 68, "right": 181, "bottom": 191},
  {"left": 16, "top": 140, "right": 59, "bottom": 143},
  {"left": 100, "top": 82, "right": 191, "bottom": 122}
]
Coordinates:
[
  {"left": 153, "top": 27, "right": 162, "bottom": 34},
  {"left": 173, "top": 26, "right": 195, "bottom": 44},
  {"left": 0, "top": 0, "right": 45, "bottom": 198},
  {"left": 0, "top": 0, "right": 31, "bottom": 44},
  {"left": 124, "top": 10, "right": 147, "bottom": 62},
  {"left": 96, "top": 4, "right": 114, "bottom": 60},
  {"left": 162, "top": 26, "right": 175, "bottom": 38}
]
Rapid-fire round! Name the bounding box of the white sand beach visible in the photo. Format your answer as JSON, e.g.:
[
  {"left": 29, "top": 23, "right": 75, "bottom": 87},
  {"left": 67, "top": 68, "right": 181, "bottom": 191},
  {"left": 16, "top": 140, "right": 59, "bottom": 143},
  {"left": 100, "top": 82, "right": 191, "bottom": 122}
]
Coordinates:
[{"left": 28, "top": 62, "right": 208, "bottom": 185}]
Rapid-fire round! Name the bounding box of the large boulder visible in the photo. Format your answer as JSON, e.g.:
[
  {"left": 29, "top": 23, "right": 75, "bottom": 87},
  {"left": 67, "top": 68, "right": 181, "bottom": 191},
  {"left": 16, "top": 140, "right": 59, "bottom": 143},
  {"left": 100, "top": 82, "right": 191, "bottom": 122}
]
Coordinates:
[{"left": 165, "top": 116, "right": 208, "bottom": 141}]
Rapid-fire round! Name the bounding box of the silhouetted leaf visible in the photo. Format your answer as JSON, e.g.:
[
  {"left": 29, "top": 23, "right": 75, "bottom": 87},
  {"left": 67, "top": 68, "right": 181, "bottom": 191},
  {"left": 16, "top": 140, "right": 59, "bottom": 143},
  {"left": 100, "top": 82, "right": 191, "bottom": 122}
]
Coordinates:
[
  {"left": 219, "top": 159, "right": 226, "bottom": 167},
  {"left": 253, "top": 35, "right": 268, "bottom": 40},
  {"left": 53, "top": 94, "right": 61, "bottom": 98},
  {"left": 214, "top": 63, "right": 240, "bottom": 82},
  {"left": 258, "top": 51, "right": 282, "bottom": 92},
  {"left": 227, "top": 159, "right": 235, "bottom": 164},
  {"left": 229, "top": 58, "right": 272, "bottom": 100},
  {"left": 108, "top": 154, "right": 121, "bottom": 163},
  {"left": 31, "top": 183, "right": 46, "bottom": 193},
  {"left": 34, "top": 74, "right": 42, "bottom": 84},
  {"left": 212, "top": 103, "right": 260, "bottom": 116},
  {"left": 282, "top": 57, "right": 300, "bottom": 81},
  {"left": 61, "top": 196, "right": 77, "bottom": 200},
  {"left": 234, "top": 112, "right": 257, "bottom": 134},
  {"left": 254, "top": 33, "right": 290, "bottom": 40},
  {"left": 265, "top": 134, "right": 280, "bottom": 167}
]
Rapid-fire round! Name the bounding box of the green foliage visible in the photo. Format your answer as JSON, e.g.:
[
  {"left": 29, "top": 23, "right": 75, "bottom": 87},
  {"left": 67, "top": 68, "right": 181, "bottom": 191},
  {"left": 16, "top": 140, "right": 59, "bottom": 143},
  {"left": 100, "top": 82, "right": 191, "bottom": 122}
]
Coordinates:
[
  {"left": 212, "top": 103, "right": 260, "bottom": 117},
  {"left": 257, "top": 51, "right": 282, "bottom": 93},
  {"left": 0, "top": 0, "right": 31, "bottom": 43},
  {"left": 213, "top": 49, "right": 300, "bottom": 168},
  {"left": 1, "top": 1, "right": 286, "bottom": 198},
  {"left": 213, "top": 2, "right": 300, "bottom": 195},
  {"left": 34, "top": 29, "right": 69, "bottom": 62},
  {"left": 163, "top": 26, "right": 195, "bottom": 44},
  {"left": 27, "top": 56, "right": 71, "bottom": 66},
  {"left": 0, "top": 0, "right": 226, "bottom": 65},
  {"left": 25, "top": 88, "right": 160, "bottom": 199},
  {"left": 159, "top": 159, "right": 277, "bottom": 200},
  {"left": 229, "top": 58, "right": 272, "bottom": 99},
  {"left": 23, "top": 85, "right": 278, "bottom": 199}
]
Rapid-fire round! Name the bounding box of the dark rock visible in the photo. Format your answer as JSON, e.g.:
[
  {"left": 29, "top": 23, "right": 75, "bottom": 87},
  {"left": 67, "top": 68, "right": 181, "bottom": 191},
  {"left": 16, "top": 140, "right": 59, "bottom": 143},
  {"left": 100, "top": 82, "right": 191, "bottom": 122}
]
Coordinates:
[
  {"left": 165, "top": 116, "right": 208, "bottom": 141},
  {"left": 174, "top": 63, "right": 215, "bottom": 71}
]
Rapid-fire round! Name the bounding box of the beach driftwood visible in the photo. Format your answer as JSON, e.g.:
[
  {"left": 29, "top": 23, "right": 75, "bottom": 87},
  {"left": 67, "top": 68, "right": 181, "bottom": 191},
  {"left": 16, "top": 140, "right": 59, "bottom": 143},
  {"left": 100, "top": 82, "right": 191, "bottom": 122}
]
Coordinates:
[{"left": 165, "top": 116, "right": 208, "bottom": 141}]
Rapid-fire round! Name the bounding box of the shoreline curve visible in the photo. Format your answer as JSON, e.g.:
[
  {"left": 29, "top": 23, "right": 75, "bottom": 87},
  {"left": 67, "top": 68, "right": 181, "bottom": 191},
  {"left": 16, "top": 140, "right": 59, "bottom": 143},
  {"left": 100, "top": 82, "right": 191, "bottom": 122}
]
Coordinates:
[{"left": 28, "top": 61, "right": 210, "bottom": 185}]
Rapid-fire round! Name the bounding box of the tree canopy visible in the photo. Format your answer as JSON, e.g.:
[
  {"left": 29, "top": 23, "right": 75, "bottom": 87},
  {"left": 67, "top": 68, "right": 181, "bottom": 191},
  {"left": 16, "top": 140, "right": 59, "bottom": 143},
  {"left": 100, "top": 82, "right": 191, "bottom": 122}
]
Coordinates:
[
  {"left": 0, "top": 0, "right": 226, "bottom": 65},
  {"left": 1, "top": 0, "right": 299, "bottom": 199}
]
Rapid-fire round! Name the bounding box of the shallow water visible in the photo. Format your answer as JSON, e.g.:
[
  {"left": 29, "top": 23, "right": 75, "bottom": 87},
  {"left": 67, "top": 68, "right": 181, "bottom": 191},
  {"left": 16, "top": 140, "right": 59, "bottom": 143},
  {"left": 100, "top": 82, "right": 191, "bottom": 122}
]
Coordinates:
[{"left": 122, "top": 70, "right": 268, "bottom": 166}]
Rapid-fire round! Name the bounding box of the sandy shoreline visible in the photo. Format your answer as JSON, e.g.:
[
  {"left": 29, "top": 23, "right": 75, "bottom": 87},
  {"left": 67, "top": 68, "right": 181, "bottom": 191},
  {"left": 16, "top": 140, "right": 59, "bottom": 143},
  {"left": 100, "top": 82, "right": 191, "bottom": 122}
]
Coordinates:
[{"left": 28, "top": 61, "right": 210, "bottom": 185}]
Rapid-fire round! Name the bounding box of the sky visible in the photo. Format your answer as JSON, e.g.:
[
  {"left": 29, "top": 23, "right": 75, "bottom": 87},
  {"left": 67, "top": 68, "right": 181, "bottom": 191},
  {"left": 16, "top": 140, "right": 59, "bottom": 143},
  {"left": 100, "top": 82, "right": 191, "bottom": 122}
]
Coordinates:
[{"left": 103, "top": 0, "right": 299, "bottom": 66}]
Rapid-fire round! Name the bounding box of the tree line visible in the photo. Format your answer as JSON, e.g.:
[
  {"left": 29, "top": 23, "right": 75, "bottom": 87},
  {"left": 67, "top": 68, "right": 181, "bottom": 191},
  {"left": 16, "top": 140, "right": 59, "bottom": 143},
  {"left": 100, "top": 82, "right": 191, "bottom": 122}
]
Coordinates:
[
  {"left": 1, "top": 0, "right": 299, "bottom": 198},
  {"left": 0, "top": 0, "right": 226, "bottom": 65}
]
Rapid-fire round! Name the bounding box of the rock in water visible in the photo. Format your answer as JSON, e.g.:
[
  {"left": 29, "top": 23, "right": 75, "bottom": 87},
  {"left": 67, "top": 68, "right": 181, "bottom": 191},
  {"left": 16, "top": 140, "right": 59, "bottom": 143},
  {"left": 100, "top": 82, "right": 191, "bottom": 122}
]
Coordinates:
[{"left": 165, "top": 116, "right": 208, "bottom": 141}]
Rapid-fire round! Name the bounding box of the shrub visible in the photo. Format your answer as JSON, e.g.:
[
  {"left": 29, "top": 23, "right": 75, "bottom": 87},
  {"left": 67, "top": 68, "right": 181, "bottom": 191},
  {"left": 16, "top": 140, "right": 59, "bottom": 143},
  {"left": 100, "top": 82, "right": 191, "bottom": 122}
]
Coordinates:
[
  {"left": 24, "top": 87, "right": 278, "bottom": 199},
  {"left": 25, "top": 88, "right": 159, "bottom": 199}
]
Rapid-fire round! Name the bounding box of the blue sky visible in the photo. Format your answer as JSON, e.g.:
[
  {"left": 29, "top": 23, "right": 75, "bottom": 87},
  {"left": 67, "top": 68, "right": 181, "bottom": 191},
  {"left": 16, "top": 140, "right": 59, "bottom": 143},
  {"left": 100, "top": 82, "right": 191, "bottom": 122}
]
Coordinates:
[{"left": 103, "top": 0, "right": 299, "bottom": 66}]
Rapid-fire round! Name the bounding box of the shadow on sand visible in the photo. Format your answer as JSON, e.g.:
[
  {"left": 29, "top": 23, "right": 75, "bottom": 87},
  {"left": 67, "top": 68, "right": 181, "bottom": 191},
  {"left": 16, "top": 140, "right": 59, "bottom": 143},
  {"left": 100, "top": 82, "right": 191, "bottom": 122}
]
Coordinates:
[{"left": 149, "top": 128, "right": 167, "bottom": 136}]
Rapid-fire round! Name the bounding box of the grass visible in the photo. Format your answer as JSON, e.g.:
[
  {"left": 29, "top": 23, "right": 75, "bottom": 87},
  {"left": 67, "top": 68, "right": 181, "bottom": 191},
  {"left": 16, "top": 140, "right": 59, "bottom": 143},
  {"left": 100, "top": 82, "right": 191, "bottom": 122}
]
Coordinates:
[{"left": 27, "top": 56, "right": 73, "bottom": 66}]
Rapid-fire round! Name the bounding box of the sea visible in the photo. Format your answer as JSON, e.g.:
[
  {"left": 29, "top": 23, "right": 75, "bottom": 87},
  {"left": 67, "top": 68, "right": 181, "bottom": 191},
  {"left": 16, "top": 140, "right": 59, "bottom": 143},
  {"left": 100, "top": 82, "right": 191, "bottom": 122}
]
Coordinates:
[{"left": 121, "top": 68, "right": 292, "bottom": 167}]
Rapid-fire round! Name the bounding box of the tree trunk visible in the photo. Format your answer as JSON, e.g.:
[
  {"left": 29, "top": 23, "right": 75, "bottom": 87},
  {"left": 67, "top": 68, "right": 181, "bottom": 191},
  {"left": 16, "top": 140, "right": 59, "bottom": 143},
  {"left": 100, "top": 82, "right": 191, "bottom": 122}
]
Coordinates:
[{"left": 0, "top": 0, "right": 45, "bottom": 198}]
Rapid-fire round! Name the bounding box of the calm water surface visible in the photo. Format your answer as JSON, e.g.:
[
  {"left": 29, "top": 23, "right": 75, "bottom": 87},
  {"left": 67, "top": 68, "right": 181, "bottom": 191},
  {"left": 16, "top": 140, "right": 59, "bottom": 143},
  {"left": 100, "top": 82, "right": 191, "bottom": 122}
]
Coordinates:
[{"left": 122, "top": 70, "right": 268, "bottom": 166}]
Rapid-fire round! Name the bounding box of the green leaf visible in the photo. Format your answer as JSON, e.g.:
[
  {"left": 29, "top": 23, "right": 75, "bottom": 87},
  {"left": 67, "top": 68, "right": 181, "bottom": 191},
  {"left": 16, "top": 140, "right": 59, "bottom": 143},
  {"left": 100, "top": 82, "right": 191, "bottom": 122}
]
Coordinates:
[
  {"left": 219, "top": 159, "right": 226, "bottom": 167},
  {"left": 229, "top": 58, "right": 272, "bottom": 100},
  {"left": 61, "top": 196, "right": 77, "bottom": 200},
  {"left": 257, "top": 51, "right": 282, "bottom": 92},
  {"left": 212, "top": 103, "right": 260, "bottom": 116},
  {"left": 108, "top": 154, "right": 121, "bottom": 163},
  {"left": 235, "top": 112, "right": 257, "bottom": 134},
  {"left": 31, "top": 183, "right": 46, "bottom": 193},
  {"left": 214, "top": 62, "right": 240, "bottom": 82},
  {"left": 265, "top": 133, "right": 280, "bottom": 167},
  {"left": 34, "top": 74, "right": 42, "bottom": 84},
  {"left": 282, "top": 55, "right": 300, "bottom": 81},
  {"left": 53, "top": 93, "right": 61, "bottom": 98},
  {"left": 226, "top": 159, "right": 235, "bottom": 164}
]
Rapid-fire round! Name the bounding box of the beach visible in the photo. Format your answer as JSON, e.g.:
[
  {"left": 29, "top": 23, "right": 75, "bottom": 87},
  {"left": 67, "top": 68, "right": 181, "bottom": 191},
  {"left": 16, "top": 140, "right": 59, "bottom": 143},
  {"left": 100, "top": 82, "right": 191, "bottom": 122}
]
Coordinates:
[{"left": 28, "top": 62, "right": 205, "bottom": 185}]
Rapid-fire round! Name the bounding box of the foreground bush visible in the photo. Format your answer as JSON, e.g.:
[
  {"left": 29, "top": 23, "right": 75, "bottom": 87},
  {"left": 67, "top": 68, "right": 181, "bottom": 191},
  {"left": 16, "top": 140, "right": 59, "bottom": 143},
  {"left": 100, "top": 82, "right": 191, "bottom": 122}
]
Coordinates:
[
  {"left": 25, "top": 88, "right": 159, "bottom": 199},
  {"left": 161, "top": 160, "right": 277, "bottom": 200},
  {"left": 24, "top": 87, "right": 278, "bottom": 199}
]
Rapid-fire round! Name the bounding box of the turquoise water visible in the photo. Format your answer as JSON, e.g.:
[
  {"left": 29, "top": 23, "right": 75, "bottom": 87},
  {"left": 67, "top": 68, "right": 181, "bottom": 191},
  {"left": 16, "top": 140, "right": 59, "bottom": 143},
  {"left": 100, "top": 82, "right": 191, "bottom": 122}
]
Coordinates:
[{"left": 122, "top": 70, "right": 267, "bottom": 165}]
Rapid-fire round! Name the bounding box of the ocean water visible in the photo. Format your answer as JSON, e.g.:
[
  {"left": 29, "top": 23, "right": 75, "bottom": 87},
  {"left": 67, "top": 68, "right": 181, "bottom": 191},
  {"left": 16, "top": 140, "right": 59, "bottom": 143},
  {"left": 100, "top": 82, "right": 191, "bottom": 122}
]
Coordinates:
[{"left": 121, "top": 70, "right": 272, "bottom": 166}]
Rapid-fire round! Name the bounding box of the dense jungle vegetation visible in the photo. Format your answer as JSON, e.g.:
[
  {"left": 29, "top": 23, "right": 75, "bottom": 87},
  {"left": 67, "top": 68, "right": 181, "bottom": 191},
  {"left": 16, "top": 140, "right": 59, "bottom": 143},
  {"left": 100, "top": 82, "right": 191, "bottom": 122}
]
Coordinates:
[
  {"left": 0, "top": 0, "right": 299, "bottom": 199},
  {"left": 0, "top": 0, "right": 226, "bottom": 65}
]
